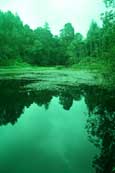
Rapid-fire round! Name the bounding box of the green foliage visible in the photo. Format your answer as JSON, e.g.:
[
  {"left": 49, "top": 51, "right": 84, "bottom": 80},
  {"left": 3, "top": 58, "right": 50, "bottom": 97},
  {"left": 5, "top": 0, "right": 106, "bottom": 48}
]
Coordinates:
[
  {"left": 0, "top": 1, "right": 114, "bottom": 69},
  {"left": 104, "top": 0, "right": 115, "bottom": 7},
  {"left": 67, "top": 33, "right": 85, "bottom": 64},
  {"left": 0, "top": 11, "right": 24, "bottom": 62},
  {"left": 86, "top": 21, "right": 102, "bottom": 57},
  {"left": 60, "top": 23, "right": 74, "bottom": 45}
]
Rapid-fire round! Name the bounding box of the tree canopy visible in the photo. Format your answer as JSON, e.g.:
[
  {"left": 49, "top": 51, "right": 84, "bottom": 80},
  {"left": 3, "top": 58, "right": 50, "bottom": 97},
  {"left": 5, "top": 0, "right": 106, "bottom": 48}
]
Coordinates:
[{"left": 0, "top": 0, "right": 114, "bottom": 66}]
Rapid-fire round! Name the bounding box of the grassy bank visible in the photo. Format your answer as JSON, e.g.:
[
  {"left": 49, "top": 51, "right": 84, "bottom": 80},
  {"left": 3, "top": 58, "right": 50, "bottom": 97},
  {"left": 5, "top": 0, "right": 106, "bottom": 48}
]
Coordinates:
[
  {"left": 71, "top": 57, "right": 115, "bottom": 88},
  {"left": 0, "top": 57, "right": 115, "bottom": 89}
]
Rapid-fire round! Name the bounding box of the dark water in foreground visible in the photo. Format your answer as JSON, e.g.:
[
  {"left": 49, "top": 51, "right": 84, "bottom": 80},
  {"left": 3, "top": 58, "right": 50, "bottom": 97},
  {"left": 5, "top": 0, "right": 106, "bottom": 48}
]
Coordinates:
[{"left": 0, "top": 80, "right": 115, "bottom": 173}]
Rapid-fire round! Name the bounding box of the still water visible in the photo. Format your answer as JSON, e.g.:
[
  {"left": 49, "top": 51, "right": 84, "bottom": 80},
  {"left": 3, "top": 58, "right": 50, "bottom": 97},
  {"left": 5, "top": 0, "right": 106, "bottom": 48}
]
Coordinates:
[{"left": 0, "top": 80, "right": 115, "bottom": 173}]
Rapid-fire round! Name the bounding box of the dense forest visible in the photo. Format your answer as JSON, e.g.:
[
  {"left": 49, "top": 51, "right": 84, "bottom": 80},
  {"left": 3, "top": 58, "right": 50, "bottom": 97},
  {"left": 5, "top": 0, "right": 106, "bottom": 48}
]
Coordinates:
[{"left": 0, "top": 0, "right": 114, "bottom": 66}]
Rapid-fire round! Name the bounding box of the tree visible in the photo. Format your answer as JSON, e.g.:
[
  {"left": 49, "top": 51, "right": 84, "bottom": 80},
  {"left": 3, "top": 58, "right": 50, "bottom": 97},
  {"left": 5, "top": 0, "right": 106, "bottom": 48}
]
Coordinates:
[
  {"left": 99, "top": 0, "right": 115, "bottom": 61},
  {"left": 104, "top": 0, "right": 115, "bottom": 7},
  {"left": 60, "top": 23, "right": 75, "bottom": 45},
  {"left": 30, "top": 24, "right": 54, "bottom": 65},
  {"left": 68, "top": 33, "right": 85, "bottom": 64},
  {"left": 0, "top": 11, "right": 24, "bottom": 64},
  {"left": 86, "top": 21, "right": 101, "bottom": 57},
  {"left": 59, "top": 23, "right": 75, "bottom": 64}
]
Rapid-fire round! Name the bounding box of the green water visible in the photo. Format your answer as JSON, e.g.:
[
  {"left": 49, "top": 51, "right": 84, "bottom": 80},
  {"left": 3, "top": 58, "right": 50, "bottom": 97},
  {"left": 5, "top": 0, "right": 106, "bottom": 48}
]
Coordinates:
[{"left": 0, "top": 80, "right": 114, "bottom": 173}]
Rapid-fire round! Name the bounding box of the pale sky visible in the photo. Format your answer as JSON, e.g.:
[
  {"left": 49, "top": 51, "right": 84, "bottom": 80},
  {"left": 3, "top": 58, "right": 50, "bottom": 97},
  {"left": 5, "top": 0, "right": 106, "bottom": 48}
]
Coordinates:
[{"left": 0, "top": 0, "right": 105, "bottom": 36}]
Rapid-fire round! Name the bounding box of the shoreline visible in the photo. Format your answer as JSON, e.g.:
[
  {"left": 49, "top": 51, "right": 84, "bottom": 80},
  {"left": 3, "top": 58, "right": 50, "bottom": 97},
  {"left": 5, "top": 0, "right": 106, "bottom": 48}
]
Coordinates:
[{"left": 0, "top": 67, "right": 114, "bottom": 91}]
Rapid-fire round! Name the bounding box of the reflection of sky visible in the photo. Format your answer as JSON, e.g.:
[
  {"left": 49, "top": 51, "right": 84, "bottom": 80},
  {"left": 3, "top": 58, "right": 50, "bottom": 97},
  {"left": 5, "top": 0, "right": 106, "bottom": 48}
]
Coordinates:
[
  {"left": 0, "top": 0, "right": 105, "bottom": 37},
  {"left": 0, "top": 97, "right": 99, "bottom": 173}
]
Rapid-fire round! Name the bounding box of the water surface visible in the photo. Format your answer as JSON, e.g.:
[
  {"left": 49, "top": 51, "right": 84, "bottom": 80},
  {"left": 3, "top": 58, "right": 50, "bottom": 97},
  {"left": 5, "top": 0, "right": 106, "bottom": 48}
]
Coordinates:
[{"left": 0, "top": 80, "right": 114, "bottom": 173}]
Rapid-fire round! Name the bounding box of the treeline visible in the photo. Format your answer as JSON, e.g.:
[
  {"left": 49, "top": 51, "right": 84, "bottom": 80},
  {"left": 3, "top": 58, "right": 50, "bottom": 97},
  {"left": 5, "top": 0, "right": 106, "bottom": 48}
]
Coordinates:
[{"left": 0, "top": 0, "right": 114, "bottom": 66}]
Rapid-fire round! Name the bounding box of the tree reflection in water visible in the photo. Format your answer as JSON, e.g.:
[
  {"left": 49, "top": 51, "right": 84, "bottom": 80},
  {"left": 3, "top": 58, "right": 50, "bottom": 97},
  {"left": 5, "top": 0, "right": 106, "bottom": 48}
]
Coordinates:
[
  {"left": 85, "top": 87, "right": 115, "bottom": 173},
  {"left": 0, "top": 79, "right": 115, "bottom": 172}
]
